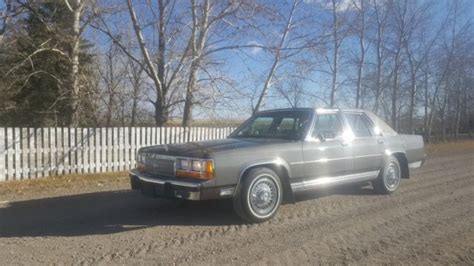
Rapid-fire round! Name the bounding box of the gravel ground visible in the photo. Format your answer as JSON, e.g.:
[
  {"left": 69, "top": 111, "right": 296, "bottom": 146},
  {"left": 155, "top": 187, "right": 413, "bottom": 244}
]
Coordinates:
[{"left": 0, "top": 146, "right": 473, "bottom": 265}]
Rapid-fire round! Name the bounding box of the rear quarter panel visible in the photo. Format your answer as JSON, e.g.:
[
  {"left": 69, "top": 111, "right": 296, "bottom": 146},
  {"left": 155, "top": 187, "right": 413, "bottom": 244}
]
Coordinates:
[
  {"left": 398, "top": 134, "right": 425, "bottom": 163},
  {"left": 383, "top": 134, "right": 425, "bottom": 163}
]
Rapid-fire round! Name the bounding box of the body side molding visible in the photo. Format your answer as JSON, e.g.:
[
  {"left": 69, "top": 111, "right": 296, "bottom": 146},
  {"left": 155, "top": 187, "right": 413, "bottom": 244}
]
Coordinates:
[{"left": 291, "top": 170, "right": 380, "bottom": 192}]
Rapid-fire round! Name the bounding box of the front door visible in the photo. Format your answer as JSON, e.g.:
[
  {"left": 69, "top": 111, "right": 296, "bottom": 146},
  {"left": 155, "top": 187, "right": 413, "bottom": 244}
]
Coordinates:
[{"left": 302, "top": 112, "right": 352, "bottom": 179}]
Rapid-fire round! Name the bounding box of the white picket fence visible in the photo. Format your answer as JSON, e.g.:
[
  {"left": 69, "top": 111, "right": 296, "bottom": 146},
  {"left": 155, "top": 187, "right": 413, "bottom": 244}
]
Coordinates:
[{"left": 0, "top": 127, "right": 236, "bottom": 181}]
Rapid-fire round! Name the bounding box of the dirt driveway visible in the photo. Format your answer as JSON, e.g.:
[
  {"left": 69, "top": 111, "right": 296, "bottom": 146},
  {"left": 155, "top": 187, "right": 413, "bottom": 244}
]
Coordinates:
[{"left": 1, "top": 145, "right": 473, "bottom": 265}]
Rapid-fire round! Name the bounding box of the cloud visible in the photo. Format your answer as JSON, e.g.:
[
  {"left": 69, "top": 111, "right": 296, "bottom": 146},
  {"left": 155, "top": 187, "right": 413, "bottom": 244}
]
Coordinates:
[
  {"left": 304, "top": 0, "right": 370, "bottom": 12},
  {"left": 247, "top": 41, "right": 263, "bottom": 55}
]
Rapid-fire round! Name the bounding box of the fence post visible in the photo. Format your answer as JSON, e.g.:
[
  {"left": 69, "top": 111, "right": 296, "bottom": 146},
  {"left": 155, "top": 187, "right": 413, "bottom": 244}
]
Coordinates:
[
  {"left": 124, "top": 127, "right": 130, "bottom": 170},
  {"left": 83, "top": 128, "right": 90, "bottom": 174},
  {"left": 49, "top": 128, "right": 56, "bottom": 176},
  {"left": 95, "top": 128, "right": 101, "bottom": 173},
  {"left": 130, "top": 127, "right": 136, "bottom": 169},
  {"left": 57, "top": 128, "right": 64, "bottom": 175},
  {"left": 28, "top": 128, "right": 35, "bottom": 179}
]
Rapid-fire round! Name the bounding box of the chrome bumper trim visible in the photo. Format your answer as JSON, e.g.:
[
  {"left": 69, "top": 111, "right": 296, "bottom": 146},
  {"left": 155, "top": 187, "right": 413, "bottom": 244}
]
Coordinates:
[
  {"left": 129, "top": 169, "right": 202, "bottom": 189},
  {"left": 129, "top": 169, "right": 202, "bottom": 200}
]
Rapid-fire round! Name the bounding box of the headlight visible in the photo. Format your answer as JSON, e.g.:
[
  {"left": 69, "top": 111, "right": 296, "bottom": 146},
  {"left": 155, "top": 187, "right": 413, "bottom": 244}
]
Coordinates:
[
  {"left": 191, "top": 160, "right": 202, "bottom": 171},
  {"left": 175, "top": 158, "right": 214, "bottom": 180},
  {"left": 176, "top": 158, "right": 189, "bottom": 170}
]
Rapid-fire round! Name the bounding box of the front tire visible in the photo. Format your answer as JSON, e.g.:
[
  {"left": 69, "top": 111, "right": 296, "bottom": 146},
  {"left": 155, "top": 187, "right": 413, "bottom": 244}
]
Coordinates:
[
  {"left": 233, "top": 167, "right": 282, "bottom": 223},
  {"left": 373, "top": 155, "right": 402, "bottom": 194}
]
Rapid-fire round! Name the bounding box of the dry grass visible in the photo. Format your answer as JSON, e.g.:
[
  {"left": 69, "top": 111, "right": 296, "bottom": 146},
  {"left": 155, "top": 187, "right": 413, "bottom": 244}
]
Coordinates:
[
  {"left": 1, "top": 140, "right": 473, "bottom": 199},
  {"left": 426, "top": 139, "right": 474, "bottom": 156},
  {"left": 0, "top": 171, "right": 129, "bottom": 199}
]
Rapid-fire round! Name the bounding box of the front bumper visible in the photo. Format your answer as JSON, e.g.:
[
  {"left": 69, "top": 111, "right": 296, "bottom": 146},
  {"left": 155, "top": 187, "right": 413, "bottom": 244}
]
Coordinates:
[{"left": 129, "top": 169, "right": 235, "bottom": 201}]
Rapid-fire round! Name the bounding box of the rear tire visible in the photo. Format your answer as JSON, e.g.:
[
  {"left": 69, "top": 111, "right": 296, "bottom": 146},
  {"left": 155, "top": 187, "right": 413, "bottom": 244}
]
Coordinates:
[
  {"left": 233, "top": 167, "right": 282, "bottom": 223},
  {"left": 373, "top": 155, "right": 401, "bottom": 194}
]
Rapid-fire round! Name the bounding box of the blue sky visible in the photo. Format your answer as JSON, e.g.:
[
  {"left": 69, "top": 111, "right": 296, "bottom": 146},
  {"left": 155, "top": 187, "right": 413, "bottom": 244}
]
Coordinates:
[{"left": 2, "top": 0, "right": 471, "bottom": 121}]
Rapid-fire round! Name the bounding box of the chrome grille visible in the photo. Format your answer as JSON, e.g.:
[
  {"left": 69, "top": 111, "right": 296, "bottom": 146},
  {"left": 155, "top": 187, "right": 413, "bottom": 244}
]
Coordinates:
[{"left": 144, "top": 154, "right": 175, "bottom": 177}]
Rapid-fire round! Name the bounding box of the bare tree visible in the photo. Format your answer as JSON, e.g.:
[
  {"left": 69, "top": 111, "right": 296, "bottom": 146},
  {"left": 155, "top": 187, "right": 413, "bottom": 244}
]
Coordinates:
[
  {"left": 126, "top": 57, "right": 144, "bottom": 127},
  {"left": 63, "top": 0, "right": 98, "bottom": 126},
  {"left": 327, "top": 0, "right": 347, "bottom": 107},
  {"left": 371, "top": 0, "right": 389, "bottom": 113},
  {"left": 387, "top": 0, "right": 411, "bottom": 130},
  {"left": 96, "top": 42, "right": 127, "bottom": 126},
  {"left": 351, "top": 0, "right": 367, "bottom": 108},
  {"left": 253, "top": 0, "right": 300, "bottom": 114}
]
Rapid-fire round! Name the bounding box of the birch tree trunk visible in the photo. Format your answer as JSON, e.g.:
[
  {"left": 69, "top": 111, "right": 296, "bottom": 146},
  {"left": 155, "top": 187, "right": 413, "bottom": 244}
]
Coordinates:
[
  {"left": 329, "top": 0, "right": 339, "bottom": 108},
  {"left": 391, "top": 47, "right": 402, "bottom": 131},
  {"left": 372, "top": 0, "right": 387, "bottom": 113},
  {"left": 182, "top": 0, "right": 210, "bottom": 127},
  {"left": 423, "top": 68, "right": 429, "bottom": 138},
  {"left": 68, "top": 0, "right": 83, "bottom": 127},
  {"left": 253, "top": 0, "right": 299, "bottom": 114},
  {"left": 354, "top": 0, "right": 366, "bottom": 109},
  {"left": 126, "top": 0, "right": 167, "bottom": 126}
]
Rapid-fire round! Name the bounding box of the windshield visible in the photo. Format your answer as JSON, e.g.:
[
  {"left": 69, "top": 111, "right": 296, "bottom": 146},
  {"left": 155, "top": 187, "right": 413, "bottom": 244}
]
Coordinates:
[{"left": 230, "top": 110, "right": 312, "bottom": 140}]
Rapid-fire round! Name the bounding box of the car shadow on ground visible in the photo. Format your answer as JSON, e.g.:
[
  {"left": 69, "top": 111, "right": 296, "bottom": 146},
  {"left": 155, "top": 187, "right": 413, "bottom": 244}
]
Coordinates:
[
  {"left": 0, "top": 184, "right": 377, "bottom": 238},
  {"left": 0, "top": 190, "right": 242, "bottom": 238}
]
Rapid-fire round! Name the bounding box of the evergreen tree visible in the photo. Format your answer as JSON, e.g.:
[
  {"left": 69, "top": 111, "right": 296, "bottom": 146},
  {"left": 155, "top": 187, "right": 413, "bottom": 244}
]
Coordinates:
[{"left": 0, "top": 1, "right": 95, "bottom": 127}]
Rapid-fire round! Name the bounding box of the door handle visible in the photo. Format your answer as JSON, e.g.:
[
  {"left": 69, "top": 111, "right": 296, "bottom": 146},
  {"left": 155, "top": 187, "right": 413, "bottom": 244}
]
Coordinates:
[{"left": 377, "top": 139, "right": 384, "bottom": 144}]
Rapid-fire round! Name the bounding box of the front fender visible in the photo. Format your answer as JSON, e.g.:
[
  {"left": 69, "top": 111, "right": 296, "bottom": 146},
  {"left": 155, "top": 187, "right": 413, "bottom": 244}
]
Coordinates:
[
  {"left": 234, "top": 158, "right": 294, "bottom": 202},
  {"left": 238, "top": 157, "right": 292, "bottom": 181}
]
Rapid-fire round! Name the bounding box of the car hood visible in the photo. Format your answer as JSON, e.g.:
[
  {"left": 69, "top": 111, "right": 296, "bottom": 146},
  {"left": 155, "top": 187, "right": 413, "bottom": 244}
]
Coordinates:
[{"left": 140, "top": 137, "right": 289, "bottom": 158}]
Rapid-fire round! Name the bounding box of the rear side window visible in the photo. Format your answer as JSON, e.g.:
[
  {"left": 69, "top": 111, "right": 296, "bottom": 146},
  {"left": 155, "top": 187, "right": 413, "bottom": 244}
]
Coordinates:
[
  {"left": 345, "top": 113, "right": 373, "bottom": 138},
  {"left": 364, "top": 111, "right": 398, "bottom": 136},
  {"left": 312, "top": 114, "right": 343, "bottom": 139}
]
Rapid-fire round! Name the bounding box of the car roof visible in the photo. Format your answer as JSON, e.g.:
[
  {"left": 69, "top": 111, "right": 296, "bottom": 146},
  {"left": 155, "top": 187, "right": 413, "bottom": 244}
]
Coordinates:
[
  {"left": 256, "top": 107, "right": 369, "bottom": 114},
  {"left": 256, "top": 107, "right": 314, "bottom": 114}
]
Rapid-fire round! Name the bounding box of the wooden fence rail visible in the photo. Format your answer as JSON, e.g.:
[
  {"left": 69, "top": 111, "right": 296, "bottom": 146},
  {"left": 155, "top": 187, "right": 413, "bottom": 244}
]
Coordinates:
[{"left": 0, "top": 127, "right": 236, "bottom": 181}]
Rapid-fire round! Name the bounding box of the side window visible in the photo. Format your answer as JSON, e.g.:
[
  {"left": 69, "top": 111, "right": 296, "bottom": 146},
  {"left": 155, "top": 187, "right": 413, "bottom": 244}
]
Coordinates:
[
  {"left": 345, "top": 114, "right": 372, "bottom": 137},
  {"left": 275, "top": 117, "right": 298, "bottom": 138},
  {"left": 278, "top": 117, "right": 296, "bottom": 131},
  {"left": 312, "top": 114, "right": 343, "bottom": 139},
  {"left": 240, "top": 116, "right": 273, "bottom": 136}
]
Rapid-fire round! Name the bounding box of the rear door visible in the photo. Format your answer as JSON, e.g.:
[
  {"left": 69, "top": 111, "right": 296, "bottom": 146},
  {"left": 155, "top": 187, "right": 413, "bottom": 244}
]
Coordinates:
[
  {"left": 343, "top": 112, "right": 384, "bottom": 174},
  {"left": 302, "top": 111, "right": 352, "bottom": 178}
]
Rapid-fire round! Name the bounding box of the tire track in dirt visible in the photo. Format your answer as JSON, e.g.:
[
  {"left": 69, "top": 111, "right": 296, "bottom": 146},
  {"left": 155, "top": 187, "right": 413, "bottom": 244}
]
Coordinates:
[
  {"left": 4, "top": 151, "right": 470, "bottom": 265},
  {"left": 256, "top": 195, "right": 473, "bottom": 265},
  {"left": 109, "top": 155, "right": 474, "bottom": 265},
  {"left": 83, "top": 169, "right": 465, "bottom": 264},
  {"left": 356, "top": 209, "right": 474, "bottom": 265},
  {"left": 177, "top": 179, "right": 474, "bottom": 265}
]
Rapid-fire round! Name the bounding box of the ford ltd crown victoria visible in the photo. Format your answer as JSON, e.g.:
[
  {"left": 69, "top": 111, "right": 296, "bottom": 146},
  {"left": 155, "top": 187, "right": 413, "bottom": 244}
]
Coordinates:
[{"left": 129, "top": 108, "right": 425, "bottom": 222}]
